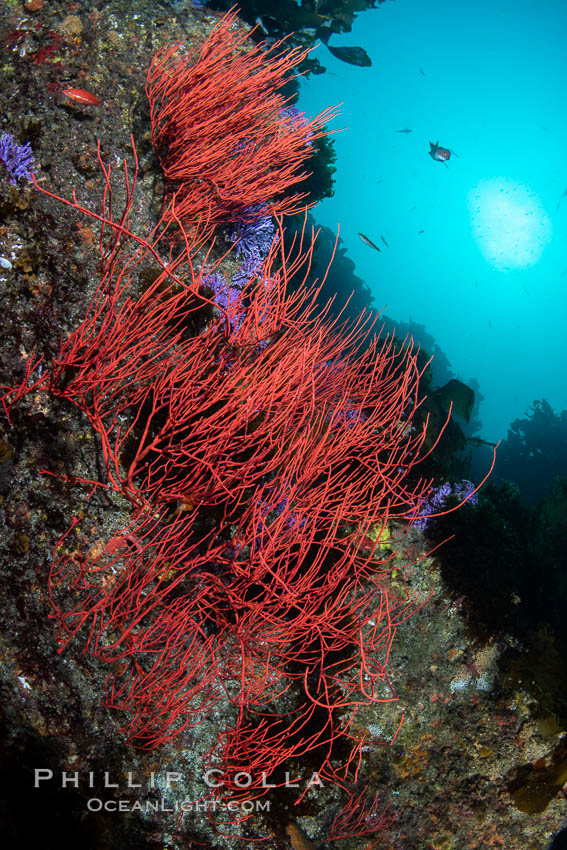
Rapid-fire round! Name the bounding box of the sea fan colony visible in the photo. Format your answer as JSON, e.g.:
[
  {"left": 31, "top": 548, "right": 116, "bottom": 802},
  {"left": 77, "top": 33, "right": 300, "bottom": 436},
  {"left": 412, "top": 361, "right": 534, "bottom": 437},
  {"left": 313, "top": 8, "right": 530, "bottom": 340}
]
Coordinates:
[{"left": 1, "top": 9, "right": 458, "bottom": 838}]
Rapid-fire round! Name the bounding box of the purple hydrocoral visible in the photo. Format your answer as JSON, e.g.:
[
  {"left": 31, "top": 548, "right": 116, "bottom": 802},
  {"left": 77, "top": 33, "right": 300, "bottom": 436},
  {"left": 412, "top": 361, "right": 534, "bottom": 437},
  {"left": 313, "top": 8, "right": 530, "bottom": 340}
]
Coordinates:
[
  {"left": 279, "top": 105, "right": 314, "bottom": 147},
  {"left": 231, "top": 257, "right": 276, "bottom": 350},
  {"left": 202, "top": 258, "right": 275, "bottom": 345},
  {"left": 0, "top": 133, "right": 34, "bottom": 184},
  {"left": 332, "top": 407, "right": 368, "bottom": 428},
  {"left": 202, "top": 271, "right": 234, "bottom": 311},
  {"left": 230, "top": 256, "right": 263, "bottom": 290},
  {"left": 253, "top": 486, "right": 306, "bottom": 552},
  {"left": 201, "top": 270, "right": 245, "bottom": 336},
  {"left": 412, "top": 480, "right": 478, "bottom": 529},
  {"left": 228, "top": 205, "right": 276, "bottom": 262},
  {"left": 315, "top": 359, "right": 368, "bottom": 429}
]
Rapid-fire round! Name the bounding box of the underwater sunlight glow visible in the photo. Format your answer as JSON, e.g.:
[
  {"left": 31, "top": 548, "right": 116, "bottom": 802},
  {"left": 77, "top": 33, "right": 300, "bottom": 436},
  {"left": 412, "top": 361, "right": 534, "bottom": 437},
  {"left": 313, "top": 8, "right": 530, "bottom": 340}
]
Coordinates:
[{"left": 469, "top": 178, "right": 552, "bottom": 270}]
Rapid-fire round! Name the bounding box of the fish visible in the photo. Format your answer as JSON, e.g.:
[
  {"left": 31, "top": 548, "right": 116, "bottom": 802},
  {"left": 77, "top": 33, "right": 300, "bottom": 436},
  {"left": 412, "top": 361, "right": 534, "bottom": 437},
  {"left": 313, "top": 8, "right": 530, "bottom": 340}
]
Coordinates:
[
  {"left": 358, "top": 232, "right": 381, "bottom": 252},
  {"left": 396, "top": 127, "right": 412, "bottom": 134},
  {"left": 380, "top": 235, "right": 389, "bottom": 247},
  {"left": 62, "top": 87, "right": 101, "bottom": 106},
  {"left": 419, "top": 66, "right": 426, "bottom": 76},
  {"left": 418, "top": 229, "right": 424, "bottom": 234},
  {"left": 433, "top": 379, "right": 475, "bottom": 423},
  {"left": 428, "top": 140, "right": 451, "bottom": 162},
  {"left": 286, "top": 824, "right": 316, "bottom": 850},
  {"left": 326, "top": 44, "right": 371, "bottom": 67}
]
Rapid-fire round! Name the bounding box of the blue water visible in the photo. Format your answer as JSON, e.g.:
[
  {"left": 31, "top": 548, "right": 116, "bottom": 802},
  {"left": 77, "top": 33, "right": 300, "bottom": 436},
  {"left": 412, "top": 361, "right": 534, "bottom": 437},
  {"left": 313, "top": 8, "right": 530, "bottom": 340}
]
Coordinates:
[{"left": 298, "top": 0, "right": 567, "bottom": 443}]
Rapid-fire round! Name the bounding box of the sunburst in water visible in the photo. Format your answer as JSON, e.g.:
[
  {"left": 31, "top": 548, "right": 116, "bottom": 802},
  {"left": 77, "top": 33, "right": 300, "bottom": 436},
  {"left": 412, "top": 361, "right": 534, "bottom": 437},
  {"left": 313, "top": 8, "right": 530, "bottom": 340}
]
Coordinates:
[{"left": 469, "top": 178, "right": 552, "bottom": 270}]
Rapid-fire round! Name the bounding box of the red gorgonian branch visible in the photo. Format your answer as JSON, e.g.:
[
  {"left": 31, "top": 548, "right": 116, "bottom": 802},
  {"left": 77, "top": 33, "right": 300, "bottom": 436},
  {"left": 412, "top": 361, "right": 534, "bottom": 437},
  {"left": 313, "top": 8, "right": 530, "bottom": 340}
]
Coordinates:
[{"left": 146, "top": 6, "right": 338, "bottom": 232}]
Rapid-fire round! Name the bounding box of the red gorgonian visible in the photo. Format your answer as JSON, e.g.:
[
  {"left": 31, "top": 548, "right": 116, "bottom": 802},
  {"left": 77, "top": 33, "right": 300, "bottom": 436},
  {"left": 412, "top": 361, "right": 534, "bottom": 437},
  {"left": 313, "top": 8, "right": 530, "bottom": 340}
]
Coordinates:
[{"left": 1, "top": 10, "right": 495, "bottom": 840}]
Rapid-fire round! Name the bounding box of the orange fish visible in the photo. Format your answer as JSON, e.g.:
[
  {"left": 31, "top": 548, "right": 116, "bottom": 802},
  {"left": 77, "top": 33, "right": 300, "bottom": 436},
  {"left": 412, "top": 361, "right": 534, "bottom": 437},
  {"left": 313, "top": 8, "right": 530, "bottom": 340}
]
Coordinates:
[
  {"left": 285, "top": 824, "right": 316, "bottom": 850},
  {"left": 63, "top": 88, "right": 101, "bottom": 106},
  {"left": 428, "top": 140, "right": 451, "bottom": 162}
]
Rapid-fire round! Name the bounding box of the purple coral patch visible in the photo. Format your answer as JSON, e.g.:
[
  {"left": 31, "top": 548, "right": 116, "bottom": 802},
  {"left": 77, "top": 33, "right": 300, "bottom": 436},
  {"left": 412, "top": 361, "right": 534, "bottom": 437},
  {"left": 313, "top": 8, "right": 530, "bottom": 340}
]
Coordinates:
[
  {"left": 413, "top": 480, "right": 478, "bottom": 529},
  {"left": 0, "top": 133, "right": 34, "bottom": 184},
  {"left": 229, "top": 205, "right": 276, "bottom": 262}
]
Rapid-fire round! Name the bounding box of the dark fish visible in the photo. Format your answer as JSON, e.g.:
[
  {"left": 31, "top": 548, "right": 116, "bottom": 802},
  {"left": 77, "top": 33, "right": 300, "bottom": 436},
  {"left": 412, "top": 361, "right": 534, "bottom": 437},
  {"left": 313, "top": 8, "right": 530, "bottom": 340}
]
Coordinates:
[
  {"left": 376, "top": 179, "right": 383, "bottom": 184},
  {"left": 488, "top": 321, "right": 493, "bottom": 328},
  {"left": 418, "top": 229, "right": 424, "bottom": 234},
  {"left": 423, "top": 378, "right": 474, "bottom": 422},
  {"left": 327, "top": 44, "right": 371, "bottom": 67},
  {"left": 432, "top": 379, "right": 475, "bottom": 423},
  {"left": 396, "top": 127, "right": 413, "bottom": 134},
  {"left": 428, "top": 140, "right": 451, "bottom": 162},
  {"left": 358, "top": 232, "right": 381, "bottom": 252},
  {"left": 380, "top": 235, "right": 389, "bottom": 247},
  {"left": 419, "top": 67, "right": 426, "bottom": 76}
]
